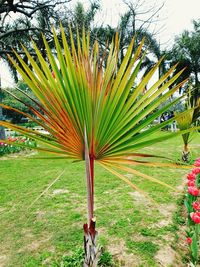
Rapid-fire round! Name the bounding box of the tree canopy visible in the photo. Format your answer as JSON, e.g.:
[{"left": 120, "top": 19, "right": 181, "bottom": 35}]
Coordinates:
[{"left": 169, "top": 20, "right": 200, "bottom": 106}]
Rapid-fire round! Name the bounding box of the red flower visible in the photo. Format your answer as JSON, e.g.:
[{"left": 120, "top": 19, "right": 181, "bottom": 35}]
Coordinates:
[
  {"left": 187, "top": 173, "right": 196, "bottom": 180},
  {"left": 187, "top": 180, "right": 195, "bottom": 187},
  {"left": 192, "top": 168, "right": 200, "bottom": 175},
  {"left": 186, "top": 237, "right": 192, "bottom": 245},
  {"left": 190, "top": 212, "right": 200, "bottom": 224},
  {"left": 192, "top": 201, "right": 200, "bottom": 210},
  {"left": 188, "top": 186, "right": 199, "bottom": 196},
  {"left": 194, "top": 160, "right": 200, "bottom": 167}
]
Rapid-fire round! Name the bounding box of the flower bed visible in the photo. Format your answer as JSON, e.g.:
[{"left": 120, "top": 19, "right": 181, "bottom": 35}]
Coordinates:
[
  {"left": 0, "top": 136, "right": 37, "bottom": 156},
  {"left": 185, "top": 158, "right": 200, "bottom": 266}
]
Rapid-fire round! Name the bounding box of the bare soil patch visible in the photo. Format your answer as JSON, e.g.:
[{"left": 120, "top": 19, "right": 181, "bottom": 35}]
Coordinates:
[
  {"left": 155, "top": 245, "right": 176, "bottom": 266},
  {"left": 0, "top": 255, "right": 8, "bottom": 267},
  {"left": 51, "top": 189, "right": 69, "bottom": 195},
  {"left": 108, "top": 239, "right": 141, "bottom": 267}
]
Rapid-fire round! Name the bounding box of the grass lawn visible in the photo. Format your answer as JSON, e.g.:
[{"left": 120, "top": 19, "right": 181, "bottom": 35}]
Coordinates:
[{"left": 0, "top": 131, "right": 200, "bottom": 267}]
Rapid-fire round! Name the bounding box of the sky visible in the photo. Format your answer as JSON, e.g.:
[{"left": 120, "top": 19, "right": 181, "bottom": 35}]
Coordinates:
[{"left": 1, "top": 0, "right": 200, "bottom": 87}]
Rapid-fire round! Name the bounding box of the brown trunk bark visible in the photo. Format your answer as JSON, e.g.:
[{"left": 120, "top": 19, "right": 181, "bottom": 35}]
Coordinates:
[
  {"left": 83, "top": 219, "right": 101, "bottom": 267},
  {"left": 0, "top": 126, "right": 5, "bottom": 140},
  {"left": 0, "top": 78, "right": 5, "bottom": 140},
  {"left": 182, "top": 144, "right": 190, "bottom": 162}
]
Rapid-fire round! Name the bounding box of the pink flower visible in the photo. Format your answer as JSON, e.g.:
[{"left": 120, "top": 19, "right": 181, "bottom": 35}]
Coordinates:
[
  {"left": 194, "top": 159, "right": 200, "bottom": 167},
  {"left": 188, "top": 186, "right": 199, "bottom": 196},
  {"left": 192, "top": 168, "right": 200, "bottom": 175},
  {"left": 187, "top": 173, "right": 196, "bottom": 180},
  {"left": 187, "top": 180, "right": 195, "bottom": 187},
  {"left": 190, "top": 212, "right": 200, "bottom": 224},
  {"left": 0, "top": 142, "right": 4, "bottom": 146},
  {"left": 192, "top": 201, "right": 200, "bottom": 210},
  {"left": 186, "top": 237, "right": 192, "bottom": 245}
]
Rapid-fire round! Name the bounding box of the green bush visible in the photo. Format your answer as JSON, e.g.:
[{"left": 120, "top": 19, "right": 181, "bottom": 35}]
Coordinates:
[
  {"left": 98, "top": 251, "right": 113, "bottom": 266},
  {"left": 60, "top": 249, "right": 84, "bottom": 267},
  {"left": 59, "top": 248, "right": 114, "bottom": 267},
  {"left": 0, "top": 136, "right": 37, "bottom": 156}
]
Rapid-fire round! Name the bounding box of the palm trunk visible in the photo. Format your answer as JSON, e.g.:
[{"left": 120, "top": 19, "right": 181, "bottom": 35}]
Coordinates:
[
  {"left": 84, "top": 131, "right": 101, "bottom": 266},
  {"left": 0, "top": 77, "right": 5, "bottom": 140},
  {"left": 0, "top": 103, "right": 5, "bottom": 139},
  {"left": 182, "top": 143, "right": 190, "bottom": 162},
  {"left": 83, "top": 219, "right": 101, "bottom": 267}
]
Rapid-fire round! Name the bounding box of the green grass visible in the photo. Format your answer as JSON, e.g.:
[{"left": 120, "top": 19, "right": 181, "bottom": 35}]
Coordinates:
[{"left": 0, "top": 131, "right": 200, "bottom": 266}]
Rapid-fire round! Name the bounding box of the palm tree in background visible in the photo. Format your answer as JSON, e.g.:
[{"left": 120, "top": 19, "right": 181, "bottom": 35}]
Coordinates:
[{"left": 169, "top": 20, "right": 200, "bottom": 107}]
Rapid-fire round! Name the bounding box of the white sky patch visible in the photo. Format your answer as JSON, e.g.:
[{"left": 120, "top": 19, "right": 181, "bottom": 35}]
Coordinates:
[{"left": 0, "top": 61, "right": 15, "bottom": 88}]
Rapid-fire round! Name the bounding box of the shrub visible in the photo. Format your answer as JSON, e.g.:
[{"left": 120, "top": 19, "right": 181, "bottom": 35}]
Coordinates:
[
  {"left": 0, "top": 136, "right": 37, "bottom": 156},
  {"left": 59, "top": 248, "right": 113, "bottom": 267}
]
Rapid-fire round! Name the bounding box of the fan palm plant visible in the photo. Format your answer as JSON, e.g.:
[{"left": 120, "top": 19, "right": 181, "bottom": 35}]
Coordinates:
[
  {"left": 176, "top": 89, "right": 200, "bottom": 162},
  {"left": 0, "top": 26, "right": 199, "bottom": 266},
  {"left": 176, "top": 109, "right": 194, "bottom": 162}
]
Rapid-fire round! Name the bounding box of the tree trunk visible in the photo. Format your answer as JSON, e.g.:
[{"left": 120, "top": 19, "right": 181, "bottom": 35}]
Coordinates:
[
  {"left": 0, "top": 77, "right": 5, "bottom": 140},
  {"left": 0, "top": 101, "right": 5, "bottom": 140},
  {"left": 182, "top": 144, "right": 190, "bottom": 162},
  {"left": 0, "top": 125, "right": 5, "bottom": 140},
  {"left": 84, "top": 129, "right": 102, "bottom": 266},
  {"left": 83, "top": 219, "right": 101, "bottom": 267}
]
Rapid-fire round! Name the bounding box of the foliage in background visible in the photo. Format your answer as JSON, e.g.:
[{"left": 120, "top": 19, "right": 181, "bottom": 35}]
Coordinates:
[
  {"left": 168, "top": 20, "right": 200, "bottom": 106},
  {"left": 0, "top": 136, "right": 37, "bottom": 156},
  {"left": 2, "top": 81, "right": 38, "bottom": 123},
  {"left": 0, "top": 0, "right": 72, "bottom": 80}
]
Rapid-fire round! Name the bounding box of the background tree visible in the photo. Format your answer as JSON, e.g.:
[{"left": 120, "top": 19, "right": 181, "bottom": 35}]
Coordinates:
[
  {"left": 168, "top": 20, "right": 200, "bottom": 106},
  {"left": 167, "top": 20, "right": 200, "bottom": 156},
  {"left": 0, "top": 0, "right": 72, "bottom": 138},
  {"left": 118, "top": 0, "right": 164, "bottom": 61},
  {"left": 2, "top": 80, "right": 38, "bottom": 123},
  {"left": 59, "top": 1, "right": 101, "bottom": 48},
  {"left": 0, "top": 0, "right": 72, "bottom": 79},
  {"left": 90, "top": 0, "right": 165, "bottom": 89}
]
